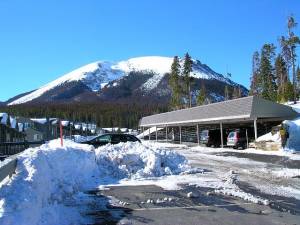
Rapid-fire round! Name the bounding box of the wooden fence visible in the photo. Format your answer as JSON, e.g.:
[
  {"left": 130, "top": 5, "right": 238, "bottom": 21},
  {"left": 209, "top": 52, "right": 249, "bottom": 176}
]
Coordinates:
[{"left": 0, "top": 141, "right": 45, "bottom": 157}]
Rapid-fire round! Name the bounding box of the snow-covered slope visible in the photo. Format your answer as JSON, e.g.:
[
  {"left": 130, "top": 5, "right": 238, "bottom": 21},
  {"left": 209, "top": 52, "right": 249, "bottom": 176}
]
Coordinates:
[{"left": 8, "top": 56, "right": 240, "bottom": 105}]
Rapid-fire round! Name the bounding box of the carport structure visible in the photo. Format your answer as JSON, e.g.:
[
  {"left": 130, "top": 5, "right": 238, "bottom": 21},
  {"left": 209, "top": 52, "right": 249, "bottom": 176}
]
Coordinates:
[{"left": 139, "top": 96, "right": 299, "bottom": 147}]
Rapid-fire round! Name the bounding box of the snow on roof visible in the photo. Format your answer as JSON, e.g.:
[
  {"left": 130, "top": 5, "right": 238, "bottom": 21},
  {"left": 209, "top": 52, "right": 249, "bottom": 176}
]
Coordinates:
[
  {"left": 61, "top": 121, "right": 70, "bottom": 127},
  {"left": 120, "top": 128, "right": 128, "bottom": 132},
  {"left": 18, "top": 123, "right": 24, "bottom": 132},
  {"left": 286, "top": 101, "right": 300, "bottom": 114},
  {"left": 31, "top": 118, "right": 48, "bottom": 124},
  {"left": 10, "top": 117, "right": 17, "bottom": 129},
  {"left": 51, "top": 119, "right": 59, "bottom": 125},
  {"left": 74, "top": 124, "right": 81, "bottom": 130},
  {"left": 0, "top": 112, "right": 8, "bottom": 125}
]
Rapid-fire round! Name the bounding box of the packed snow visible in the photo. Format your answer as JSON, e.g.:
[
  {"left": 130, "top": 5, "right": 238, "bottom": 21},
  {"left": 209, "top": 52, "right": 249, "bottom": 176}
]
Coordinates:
[{"left": 284, "top": 117, "right": 300, "bottom": 152}]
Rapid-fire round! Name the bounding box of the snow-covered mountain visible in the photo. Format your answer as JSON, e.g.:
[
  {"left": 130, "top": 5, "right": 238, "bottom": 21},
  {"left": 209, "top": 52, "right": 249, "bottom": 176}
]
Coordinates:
[{"left": 7, "top": 56, "right": 247, "bottom": 105}]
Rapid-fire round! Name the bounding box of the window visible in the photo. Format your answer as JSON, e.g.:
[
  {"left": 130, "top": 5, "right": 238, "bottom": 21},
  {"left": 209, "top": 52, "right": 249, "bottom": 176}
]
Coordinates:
[
  {"left": 228, "top": 132, "right": 235, "bottom": 138},
  {"left": 111, "top": 135, "right": 121, "bottom": 143},
  {"left": 97, "top": 134, "right": 111, "bottom": 142},
  {"left": 126, "top": 135, "right": 137, "bottom": 142}
]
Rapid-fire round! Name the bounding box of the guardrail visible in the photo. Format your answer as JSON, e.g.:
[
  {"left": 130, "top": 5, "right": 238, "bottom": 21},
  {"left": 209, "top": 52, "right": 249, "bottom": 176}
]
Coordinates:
[{"left": 0, "top": 156, "right": 17, "bottom": 183}]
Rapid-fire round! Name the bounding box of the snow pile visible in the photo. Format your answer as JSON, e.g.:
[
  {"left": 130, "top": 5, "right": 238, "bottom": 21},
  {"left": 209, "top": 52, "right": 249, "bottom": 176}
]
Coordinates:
[
  {"left": 95, "top": 142, "right": 190, "bottom": 179},
  {"left": 0, "top": 140, "right": 194, "bottom": 225},
  {"left": 0, "top": 140, "right": 97, "bottom": 225},
  {"left": 256, "top": 131, "right": 281, "bottom": 143},
  {"left": 284, "top": 117, "right": 300, "bottom": 152}
]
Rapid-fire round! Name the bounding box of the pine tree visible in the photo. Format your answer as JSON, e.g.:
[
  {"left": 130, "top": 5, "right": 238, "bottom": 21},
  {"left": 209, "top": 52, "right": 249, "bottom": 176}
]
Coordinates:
[
  {"left": 249, "top": 51, "right": 260, "bottom": 96},
  {"left": 182, "top": 53, "right": 193, "bottom": 108},
  {"left": 232, "top": 87, "right": 238, "bottom": 99},
  {"left": 297, "top": 66, "right": 300, "bottom": 99},
  {"left": 275, "top": 54, "right": 289, "bottom": 102},
  {"left": 280, "top": 15, "right": 300, "bottom": 103},
  {"left": 284, "top": 81, "right": 294, "bottom": 101},
  {"left": 169, "top": 56, "right": 182, "bottom": 109},
  {"left": 224, "top": 85, "right": 230, "bottom": 100},
  {"left": 232, "top": 86, "right": 241, "bottom": 99},
  {"left": 259, "top": 43, "right": 277, "bottom": 101},
  {"left": 197, "top": 82, "right": 206, "bottom": 105}
]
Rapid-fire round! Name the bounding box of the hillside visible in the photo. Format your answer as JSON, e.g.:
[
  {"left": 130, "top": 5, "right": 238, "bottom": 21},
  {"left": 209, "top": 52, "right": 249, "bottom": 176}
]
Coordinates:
[{"left": 7, "top": 56, "right": 248, "bottom": 106}]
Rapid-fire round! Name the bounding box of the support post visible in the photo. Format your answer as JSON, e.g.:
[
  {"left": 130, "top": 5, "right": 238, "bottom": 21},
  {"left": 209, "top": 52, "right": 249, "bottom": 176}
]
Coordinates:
[
  {"left": 246, "top": 129, "right": 249, "bottom": 148},
  {"left": 254, "top": 118, "right": 258, "bottom": 140},
  {"left": 220, "top": 122, "right": 224, "bottom": 148},
  {"left": 166, "top": 126, "right": 168, "bottom": 142},
  {"left": 179, "top": 126, "right": 182, "bottom": 144},
  {"left": 149, "top": 127, "right": 151, "bottom": 140},
  {"left": 60, "top": 120, "right": 63, "bottom": 147},
  {"left": 196, "top": 124, "right": 200, "bottom": 145},
  {"left": 142, "top": 127, "right": 144, "bottom": 140},
  {"left": 70, "top": 122, "right": 72, "bottom": 140},
  {"left": 155, "top": 126, "right": 158, "bottom": 142}
]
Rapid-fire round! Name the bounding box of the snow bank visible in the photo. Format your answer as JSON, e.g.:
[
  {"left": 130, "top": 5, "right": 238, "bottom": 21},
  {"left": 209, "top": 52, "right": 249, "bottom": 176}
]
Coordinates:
[
  {"left": 95, "top": 142, "right": 189, "bottom": 180},
  {"left": 0, "top": 140, "right": 192, "bottom": 225},
  {"left": 284, "top": 117, "right": 300, "bottom": 152},
  {"left": 256, "top": 131, "right": 281, "bottom": 143},
  {"left": 0, "top": 140, "right": 97, "bottom": 225}
]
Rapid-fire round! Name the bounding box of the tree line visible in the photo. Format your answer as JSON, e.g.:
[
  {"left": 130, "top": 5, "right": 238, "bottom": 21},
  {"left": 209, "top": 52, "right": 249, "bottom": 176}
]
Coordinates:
[
  {"left": 250, "top": 15, "right": 300, "bottom": 103},
  {"left": 0, "top": 102, "right": 167, "bottom": 129}
]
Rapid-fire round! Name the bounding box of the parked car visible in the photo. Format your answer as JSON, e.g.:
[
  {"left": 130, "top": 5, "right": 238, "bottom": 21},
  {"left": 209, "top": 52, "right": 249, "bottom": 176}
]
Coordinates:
[
  {"left": 200, "top": 129, "right": 227, "bottom": 147},
  {"left": 81, "top": 133, "right": 141, "bottom": 147},
  {"left": 227, "top": 129, "right": 252, "bottom": 149}
]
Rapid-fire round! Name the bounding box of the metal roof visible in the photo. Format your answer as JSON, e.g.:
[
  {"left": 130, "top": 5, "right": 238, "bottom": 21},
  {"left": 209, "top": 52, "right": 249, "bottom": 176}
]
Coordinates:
[{"left": 139, "top": 96, "right": 299, "bottom": 127}]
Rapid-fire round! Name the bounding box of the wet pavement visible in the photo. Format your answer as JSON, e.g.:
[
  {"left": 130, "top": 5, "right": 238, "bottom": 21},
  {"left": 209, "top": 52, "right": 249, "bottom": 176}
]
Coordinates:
[{"left": 214, "top": 151, "right": 300, "bottom": 169}]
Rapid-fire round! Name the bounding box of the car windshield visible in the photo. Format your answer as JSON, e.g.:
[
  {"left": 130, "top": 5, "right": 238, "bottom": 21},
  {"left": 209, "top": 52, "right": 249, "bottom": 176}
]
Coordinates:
[
  {"left": 95, "top": 134, "right": 111, "bottom": 142},
  {"left": 126, "top": 135, "right": 137, "bottom": 142},
  {"left": 228, "top": 132, "right": 235, "bottom": 138}
]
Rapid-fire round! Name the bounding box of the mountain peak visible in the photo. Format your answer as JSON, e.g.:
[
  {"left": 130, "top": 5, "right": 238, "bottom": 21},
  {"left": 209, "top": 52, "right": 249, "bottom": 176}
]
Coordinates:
[{"left": 7, "top": 56, "right": 244, "bottom": 105}]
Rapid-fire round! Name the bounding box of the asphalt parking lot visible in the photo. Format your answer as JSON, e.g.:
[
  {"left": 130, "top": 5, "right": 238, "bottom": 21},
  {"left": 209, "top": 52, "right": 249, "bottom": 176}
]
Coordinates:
[
  {"left": 86, "top": 184, "right": 300, "bottom": 225},
  {"left": 83, "top": 144, "right": 300, "bottom": 225}
]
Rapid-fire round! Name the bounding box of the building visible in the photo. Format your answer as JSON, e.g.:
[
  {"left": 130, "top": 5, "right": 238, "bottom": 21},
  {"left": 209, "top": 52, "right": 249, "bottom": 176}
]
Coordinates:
[
  {"left": 0, "top": 113, "right": 25, "bottom": 143},
  {"left": 17, "top": 117, "right": 59, "bottom": 142},
  {"left": 139, "top": 96, "right": 299, "bottom": 147}
]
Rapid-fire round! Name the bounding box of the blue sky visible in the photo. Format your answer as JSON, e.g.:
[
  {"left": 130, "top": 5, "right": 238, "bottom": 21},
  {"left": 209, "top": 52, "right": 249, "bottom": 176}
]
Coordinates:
[{"left": 0, "top": 0, "right": 299, "bottom": 101}]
